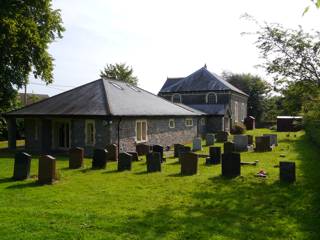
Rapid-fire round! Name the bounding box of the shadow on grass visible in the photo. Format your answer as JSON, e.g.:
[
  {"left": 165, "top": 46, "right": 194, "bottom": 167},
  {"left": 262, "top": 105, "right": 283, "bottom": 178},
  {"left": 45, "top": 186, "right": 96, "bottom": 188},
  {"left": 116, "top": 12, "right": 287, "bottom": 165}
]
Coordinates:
[
  {"left": 102, "top": 169, "right": 118, "bottom": 174},
  {"left": 6, "top": 181, "right": 43, "bottom": 189},
  {"left": 133, "top": 170, "right": 148, "bottom": 175},
  {"left": 0, "top": 177, "right": 15, "bottom": 184}
]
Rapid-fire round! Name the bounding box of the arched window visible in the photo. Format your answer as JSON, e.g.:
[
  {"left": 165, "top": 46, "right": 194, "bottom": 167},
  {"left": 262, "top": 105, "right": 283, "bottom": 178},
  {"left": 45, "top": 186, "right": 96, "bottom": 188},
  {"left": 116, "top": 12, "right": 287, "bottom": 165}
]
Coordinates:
[
  {"left": 206, "top": 92, "right": 217, "bottom": 104},
  {"left": 172, "top": 94, "right": 182, "bottom": 103}
]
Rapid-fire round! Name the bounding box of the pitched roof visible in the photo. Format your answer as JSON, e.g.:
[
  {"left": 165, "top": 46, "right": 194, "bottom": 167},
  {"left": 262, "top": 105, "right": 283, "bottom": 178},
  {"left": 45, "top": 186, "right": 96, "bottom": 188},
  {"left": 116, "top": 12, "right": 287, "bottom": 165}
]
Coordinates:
[
  {"left": 5, "top": 79, "right": 201, "bottom": 117},
  {"left": 187, "top": 104, "right": 230, "bottom": 116},
  {"left": 18, "top": 93, "right": 49, "bottom": 106},
  {"left": 159, "top": 67, "right": 248, "bottom": 96}
]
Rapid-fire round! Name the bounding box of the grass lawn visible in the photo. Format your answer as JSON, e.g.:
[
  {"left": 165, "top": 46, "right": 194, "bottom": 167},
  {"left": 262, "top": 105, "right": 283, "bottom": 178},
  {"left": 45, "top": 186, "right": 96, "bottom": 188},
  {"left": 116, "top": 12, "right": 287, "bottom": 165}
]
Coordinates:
[
  {"left": 0, "top": 140, "right": 25, "bottom": 149},
  {"left": 0, "top": 129, "right": 319, "bottom": 240}
]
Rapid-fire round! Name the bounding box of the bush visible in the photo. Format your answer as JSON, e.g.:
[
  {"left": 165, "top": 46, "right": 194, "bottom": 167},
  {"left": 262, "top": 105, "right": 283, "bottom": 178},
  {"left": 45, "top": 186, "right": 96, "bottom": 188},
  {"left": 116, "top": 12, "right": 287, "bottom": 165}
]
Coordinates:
[{"left": 231, "top": 122, "right": 246, "bottom": 135}]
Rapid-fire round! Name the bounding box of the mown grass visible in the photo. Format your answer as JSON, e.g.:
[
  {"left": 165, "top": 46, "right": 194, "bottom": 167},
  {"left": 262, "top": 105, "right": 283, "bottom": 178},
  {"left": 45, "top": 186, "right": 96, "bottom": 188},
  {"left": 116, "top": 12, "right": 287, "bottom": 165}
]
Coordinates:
[
  {"left": 0, "top": 129, "right": 319, "bottom": 240},
  {"left": 0, "top": 140, "right": 25, "bottom": 149}
]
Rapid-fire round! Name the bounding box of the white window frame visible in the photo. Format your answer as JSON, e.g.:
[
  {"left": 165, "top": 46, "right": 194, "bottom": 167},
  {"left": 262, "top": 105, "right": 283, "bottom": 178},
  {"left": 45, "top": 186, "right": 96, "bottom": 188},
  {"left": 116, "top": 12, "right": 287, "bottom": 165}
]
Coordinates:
[
  {"left": 172, "top": 93, "right": 182, "bottom": 103},
  {"left": 135, "top": 120, "right": 148, "bottom": 143},
  {"left": 241, "top": 103, "right": 245, "bottom": 121},
  {"left": 185, "top": 118, "right": 193, "bottom": 127},
  {"left": 206, "top": 92, "right": 217, "bottom": 104},
  {"left": 234, "top": 101, "right": 239, "bottom": 123},
  {"left": 85, "top": 120, "right": 96, "bottom": 146},
  {"left": 169, "top": 119, "right": 175, "bottom": 128}
]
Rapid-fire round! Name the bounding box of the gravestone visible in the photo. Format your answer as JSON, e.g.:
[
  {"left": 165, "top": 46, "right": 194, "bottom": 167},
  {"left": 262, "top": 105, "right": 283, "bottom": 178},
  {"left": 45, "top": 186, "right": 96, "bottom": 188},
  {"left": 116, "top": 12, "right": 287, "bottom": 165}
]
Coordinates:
[
  {"left": 106, "top": 144, "right": 118, "bottom": 161},
  {"left": 118, "top": 152, "right": 132, "bottom": 171},
  {"left": 180, "top": 152, "right": 198, "bottom": 175},
  {"left": 13, "top": 151, "right": 32, "bottom": 180},
  {"left": 233, "top": 135, "right": 248, "bottom": 152},
  {"left": 222, "top": 153, "right": 241, "bottom": 178},
  {"left": 178, "top": 146, "right": 192, "bottom": 162},
  {"left": 92, "top": 148, "right": 108, "bottom": 169},
  {"left": 224, "top": 141, "right": 235, "bottom": 154},
  {"left": 280, "top": 161, "right": 296, "bottom": 183},
  {"left": 263, "top": 134, "right": 278, "bottom": 147},
  {"left": 127, "top": 151, "right": 139, "bottom": 161},
  {"left": 216, "top": 131, "right": 229, "bottom": 142},
  {"left": 38, "top": 155, "right": 56, "bottom": 184},
  {"left": 192, "top": 138, "right": 202, "bottom": 152},
  {"left": 205, "top": 134, "right": 215, "bottom": 146},
  {"left": 153, "top": 145, "right": 165, "bottom": 162},
  {"left": 69, "top": 147, "right": 84, "bottom": 169},
  {"left": 247, "top": 135, "right": 254, "bottom": 145},
  {"left": 174, "top": 144, "right": 184, "bottom": 158},
  {"left": 206, "top": 147, "right": 221, "bottom": 165},
  {"left": 146, "top": 152, "right": 161, "bottom": 173},
  {"left": 136, "top": 143, "right": 151, "bottom": 156},
  {"left": 255, "top": 136, "right": 272, "bottom": 152}
]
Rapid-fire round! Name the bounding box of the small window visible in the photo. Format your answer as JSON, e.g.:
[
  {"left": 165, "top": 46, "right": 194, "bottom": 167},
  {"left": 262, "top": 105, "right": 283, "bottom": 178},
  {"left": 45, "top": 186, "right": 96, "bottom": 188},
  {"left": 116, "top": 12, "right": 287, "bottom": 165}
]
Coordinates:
[
  {"left": 200, "top": 118, "right": 206, "bottom": 126},
  {"left": 126, "top": 84, "right": 140, "bottom": 92},
  {"left": 185, "top": 118, "right": 193, "bottom": 127},
  {"left": 234, "top": 101, "right": 239, "bottom": 122},
  {"left": 110, "top": 82, "right": 123, "bottom": 90},
  {"left": 136, "top": 120, "right": 147, "bottom": 142},
  {"left": 85, "top": 120, "right": 96, "bottom": 146},
  {"left": 172, "top": 94, "right": 182, "bottom": 103},
  {"left": 206, "top": 92, "right": 217, "bottom": 104},
  {"left": 241, "top": 103, "right": 245, "bottom": 121},
  {"left": 169, "top": 119, "right": 175, "bottom": 128}
]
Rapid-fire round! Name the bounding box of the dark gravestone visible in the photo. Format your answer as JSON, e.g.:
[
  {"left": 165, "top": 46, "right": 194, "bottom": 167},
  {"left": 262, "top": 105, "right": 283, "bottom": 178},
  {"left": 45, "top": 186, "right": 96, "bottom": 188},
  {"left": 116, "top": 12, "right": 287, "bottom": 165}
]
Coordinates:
[
  {"left": 69, "top": 147, "right": 84, "bottom": 169},
  {"left": 216, "top": 131, "right": 229, "bottom": 142},
  {"left": 118, "top": 152, "right": 132, "bottom": 171},
  {"left": 153, "top": 145, "right": 165, "bottom": 162},
  {"left": 174, "top": 144, "right": 184, "bottom": 158},
  {"left": 178, "top": 146, "right": 191, "bottom": 162},
  {"left": 247, "top": 135, "right": 254, "bottom": 145},
  {"left": 255, "top": 136, "right": 271, "bottom": 152},
  {"left": 146, "top": 152, "right": 162, "bottom": 173},
  {"left": 38, "top": 155, "right": 56, "bottom": 184},
  {"left": 136, "top": 143, "right": 151, "bottom": 156},
  {"left": 106, "top": 144, "right": 118, "bottom": 161},
  {"left": 263, "top": 134, "right": 278, "bottom": 147},
  {"left": 13, "top": 151, "right": 32, "bottom": 180},
  {"left": 127, "top": 151, "right": 139, "bottom": 161},
  {"left": 222, "top": 153, "right": 241, "bottom": 178},
  {"left": 206, "top": 147, "right": 221, "bottom": 165},
  {"left": 92, "top": 149, "right": 108, "bottom": 169},
  {"left": 205, "top": 133, "right": 215, "bottom": 146},
  {"left": 224, "top": 141, "right": 235, "bottom": 154},
  {"left": 180, "top": 152, "right": 198, "bottom": 175},
  {"left": 280, "top": 161, "right": 296, "bottom": 183}
]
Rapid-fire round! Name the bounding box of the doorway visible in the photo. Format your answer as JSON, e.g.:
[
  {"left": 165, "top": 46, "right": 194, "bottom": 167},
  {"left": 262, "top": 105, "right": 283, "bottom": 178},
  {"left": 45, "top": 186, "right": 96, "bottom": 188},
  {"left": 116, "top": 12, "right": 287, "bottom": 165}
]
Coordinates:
[{"left": 53, "top": 120, "right": 70, "bottom": 149}]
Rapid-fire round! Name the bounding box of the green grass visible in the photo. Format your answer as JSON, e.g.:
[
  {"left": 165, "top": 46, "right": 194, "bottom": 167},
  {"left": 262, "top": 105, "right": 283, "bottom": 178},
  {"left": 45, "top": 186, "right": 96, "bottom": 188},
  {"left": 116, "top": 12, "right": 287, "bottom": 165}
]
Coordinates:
[
  {"left": 0, "top": 129, "right": 319, "bottom": 240},
  {"left": 0, "top": 140, "right": 25, "bottom": 149}
]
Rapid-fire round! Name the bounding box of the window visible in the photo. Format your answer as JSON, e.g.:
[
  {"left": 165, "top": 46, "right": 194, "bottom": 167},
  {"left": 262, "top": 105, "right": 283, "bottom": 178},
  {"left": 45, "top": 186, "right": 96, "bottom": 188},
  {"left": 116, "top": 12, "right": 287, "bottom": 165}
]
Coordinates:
[
  {"left": 169, "top": 119, "right": 175, "bottom": 128},
  {"left": 110, "top": 82, "right": 123, "bottom": 90},
  {"left": 206, "top": 92, "right": 217, "bottom": 104},
  {"left": 234, "top": 101, "right": 239, "bottom": 122},
  {"left": 185, "top": 118, "right": 193, "bottom": 127},
  {"left": 136, "top": 120, "right": 147, "bottom": 142},
  {"left": 241, "top": 103, "right": 245, "bottom": 121},
  {"left": 200, "top": 118, "right": 206, "bottom": 126},
  {"left": 85, "top": 120, "right": 95, "bottom": 146},
  {"left": 172, "top": 94, "right": 182, "bottom": 103},
  {"left": 126, "top": 84, "right": 140, "bottom": 92}
]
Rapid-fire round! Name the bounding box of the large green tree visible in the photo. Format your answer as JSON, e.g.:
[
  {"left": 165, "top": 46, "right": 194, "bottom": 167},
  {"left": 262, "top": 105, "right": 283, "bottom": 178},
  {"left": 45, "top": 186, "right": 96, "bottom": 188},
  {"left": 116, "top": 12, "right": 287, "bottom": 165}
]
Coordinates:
[
  {"left": 100, "top": 63, "right": 138, "bottom": 86},
  {"left": 223, "top": 72, "right": 271, "bottom": 122},
  {"left": 0, "top": 0, "right": 65, "bottom": 112}
]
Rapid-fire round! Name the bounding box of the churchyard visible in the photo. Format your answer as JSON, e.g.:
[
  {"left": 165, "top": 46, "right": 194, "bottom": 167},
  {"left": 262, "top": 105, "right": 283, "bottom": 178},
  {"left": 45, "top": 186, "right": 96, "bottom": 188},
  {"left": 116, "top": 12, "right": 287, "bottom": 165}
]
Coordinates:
[{"left": 0, "top": 129, "right": 319, "bottom": 239}]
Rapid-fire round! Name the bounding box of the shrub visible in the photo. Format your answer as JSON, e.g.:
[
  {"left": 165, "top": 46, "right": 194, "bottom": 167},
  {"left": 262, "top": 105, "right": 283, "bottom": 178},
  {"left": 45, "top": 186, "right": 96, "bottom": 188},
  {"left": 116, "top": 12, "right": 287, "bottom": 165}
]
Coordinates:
[{"left": 231, "top": 122, "right": 246, "bottom": 134}]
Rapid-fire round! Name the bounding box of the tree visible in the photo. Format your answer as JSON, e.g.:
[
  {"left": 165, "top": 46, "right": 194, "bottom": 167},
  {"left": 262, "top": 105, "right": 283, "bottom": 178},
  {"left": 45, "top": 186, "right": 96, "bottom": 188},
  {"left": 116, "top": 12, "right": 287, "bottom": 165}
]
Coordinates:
[
  {"left": 303, "top": 0, "right": 320, "bottom": 15},
  {"left": 0, "top": 0, "right": 64, "bottom": 112},
  {"left": 222, "top": 72, "right": 271, "bottom": 122},
  {"left": 100, "top": 63, "right": 138, "bottom": 86}
]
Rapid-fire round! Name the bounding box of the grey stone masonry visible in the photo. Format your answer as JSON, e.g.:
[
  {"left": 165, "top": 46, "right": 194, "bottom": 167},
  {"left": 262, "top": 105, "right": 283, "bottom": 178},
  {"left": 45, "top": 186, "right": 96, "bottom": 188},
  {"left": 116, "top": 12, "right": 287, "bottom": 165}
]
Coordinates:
[
  {"left": 205, "top": 134, "right": 215, "bottom": 146},
  {"left": 233, "top": 135, "right": 248, "bottom": 152},
  {"left": 192, "top": 138, "right": 202, "bottom": 152}
]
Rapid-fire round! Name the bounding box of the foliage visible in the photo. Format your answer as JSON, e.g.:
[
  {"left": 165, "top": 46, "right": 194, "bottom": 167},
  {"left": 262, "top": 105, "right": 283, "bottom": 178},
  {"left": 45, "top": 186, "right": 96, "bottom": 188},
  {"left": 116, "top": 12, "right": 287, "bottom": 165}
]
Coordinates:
[
  {"left": 223, "top": 72, "right": 271, "bottom": 122},
  {"left": 100, "top": 63, "right": 138, "bottom": 86},
  {"left": 303, "top": 0, "right": 320, "bottom": 15},
  {"left": 230, "top": 122, "right": 246, "bottom": 134},
  {"left": 262, "top": 96, "right": 284, "bottom": 122},
  {"left": 0, "top": 0, "right": 64, "bottom": 113}
]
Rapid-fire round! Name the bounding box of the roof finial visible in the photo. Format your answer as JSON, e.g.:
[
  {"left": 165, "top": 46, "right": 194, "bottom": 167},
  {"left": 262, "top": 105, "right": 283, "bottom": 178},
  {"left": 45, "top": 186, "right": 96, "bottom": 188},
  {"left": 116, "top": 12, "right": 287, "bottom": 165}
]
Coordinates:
[{"left": 204, "top": 64, "right": 207, "bottom": 69}]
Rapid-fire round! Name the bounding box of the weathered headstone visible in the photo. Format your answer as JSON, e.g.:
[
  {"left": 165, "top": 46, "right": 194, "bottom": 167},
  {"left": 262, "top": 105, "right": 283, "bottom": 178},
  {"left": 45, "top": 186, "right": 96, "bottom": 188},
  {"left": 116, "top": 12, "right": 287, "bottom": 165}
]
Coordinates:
[
  {"left": 247, "top": 135, "right": 254, "bottom": 145},
  {"left": 280, "top": 161, "right": 296, "bottom": 183},
  {"left": 263, "top": 134, "right": 278, "bottom": 147},
  {"left": 180, "top": 152, "right": 198, "bottom": 175},
  {"left": 216, "top": 131, "right": 229, "bottom": 142},
  {"left": 233, "top": 135, "right": 248, "bottom": 152},
  {"left": 136, "top": 143, "right": 151, "bottom": 156},
  {"left": 178, "top": 146, "right": 192, "bottom": 162},
  {"left": 255, "top": 136, "right": 272, "bottom": 152},
  {"left": 13, "top": 151, "right": 32, "bottom": 180},
  {"left": 106, "top": 144, "right": 118, "bottom": 161},
  {"left": 146, "top": 152, "right": 161, "bottom": 173},
  {"left": 69, "top": 147, "right": 84, "bottom": 169},
  {"left": 224, "top": 141, "right": 235, "bottom": 154},
  {"left": 127, "top": 151, "right": 139, "bottom": 161},
  {"left": 118, "top": 152, "right": 132, "bottom": 171},
  {"left": 92, "top": 148, "right": 108, "bottom": 169},
  {"left": 222, "top": 153, "right": 241, "bottom": 178},
  {"left": 206, "top": 147, "right": 221, "bottom": 165},
  {"left": 174, "top": 144, "right": 184, "bottom": 158},
  {"left": 205, "top": 134, "right": 215, "bottom": 146},
  {"left": 38, "top": 155, "right": 56, "bottom": 184},
  {"left": 192, "top": 138, "right": 202, "bottom": 152},
  {"left": 153, "top": 145, "right": 165, "bottom": 162}
]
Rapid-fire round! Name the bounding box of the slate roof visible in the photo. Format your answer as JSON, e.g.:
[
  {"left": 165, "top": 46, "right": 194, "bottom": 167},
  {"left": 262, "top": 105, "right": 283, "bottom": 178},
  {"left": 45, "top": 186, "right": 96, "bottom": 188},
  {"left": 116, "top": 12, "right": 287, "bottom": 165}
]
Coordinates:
[
  {"left": 159, "top": 67, "right": 248, "bottom": 96},
  {"left": 187, "top": 104, "right": 230, "bottom": 116},
  {"left": 5, "top": 79, "right": 201, "bottom": 117}
]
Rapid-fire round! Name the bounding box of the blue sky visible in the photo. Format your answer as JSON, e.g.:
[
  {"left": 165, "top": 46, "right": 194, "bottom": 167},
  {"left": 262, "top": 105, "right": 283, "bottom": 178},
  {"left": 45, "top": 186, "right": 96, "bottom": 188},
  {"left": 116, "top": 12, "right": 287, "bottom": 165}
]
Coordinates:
[{"left": 26, "top": 0, "right": 320, "bottom": 96}]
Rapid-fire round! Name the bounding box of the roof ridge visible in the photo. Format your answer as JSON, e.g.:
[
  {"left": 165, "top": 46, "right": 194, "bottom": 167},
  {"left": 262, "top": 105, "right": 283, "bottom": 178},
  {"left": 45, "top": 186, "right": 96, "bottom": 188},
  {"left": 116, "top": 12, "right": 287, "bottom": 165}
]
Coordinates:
[{"left": 101, "top": 79, "right": 112, "bottom": 115}]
